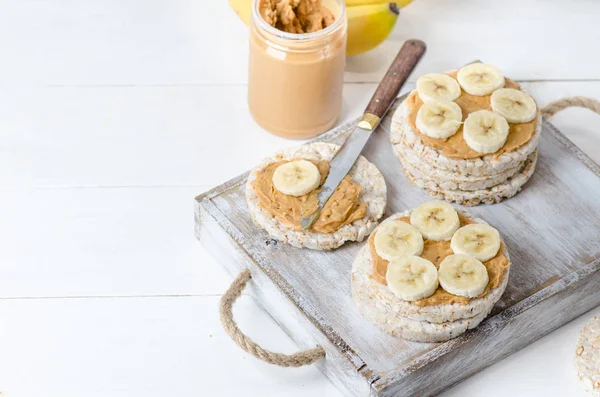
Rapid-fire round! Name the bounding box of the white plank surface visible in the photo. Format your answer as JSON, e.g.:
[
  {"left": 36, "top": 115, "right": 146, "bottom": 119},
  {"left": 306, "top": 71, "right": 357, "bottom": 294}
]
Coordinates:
[
  {"left": 0, "top": 85, "right": 373, "bottom": 188},
  {"left": 1, "top": 0, "right": 599, "bottom": 85},
  {"left": 0, "top": 187, "right": 233, "bottom": 297},
  {"left": 0, "top": 296, "right": 337, "bottom": 397},
  {"left": 1, "top": 0, "right": 600, "bottom": 395},
  {"left": 2, "top": 82, "right": 600, "bottom": 189}
]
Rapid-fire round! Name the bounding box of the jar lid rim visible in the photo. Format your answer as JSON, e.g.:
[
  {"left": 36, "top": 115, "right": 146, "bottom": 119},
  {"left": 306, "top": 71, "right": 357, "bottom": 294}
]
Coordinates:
[{"left": 252, "top": 0, "right": 346, "bottom": 41}]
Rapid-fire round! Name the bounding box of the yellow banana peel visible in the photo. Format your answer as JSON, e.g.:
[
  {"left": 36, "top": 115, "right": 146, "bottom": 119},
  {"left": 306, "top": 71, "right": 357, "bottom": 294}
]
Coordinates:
[
  {"left": 345, "top": 2, "right": 399, "bottom": 56},
  {"left": 228, "top": 0, "right": 410, "bottom": 55},
  {"left": 229, "top": 0, "right": 253, "bottom": 25},
  {"left": 345, "top": 0, "right": 412, "bottom": 7}
]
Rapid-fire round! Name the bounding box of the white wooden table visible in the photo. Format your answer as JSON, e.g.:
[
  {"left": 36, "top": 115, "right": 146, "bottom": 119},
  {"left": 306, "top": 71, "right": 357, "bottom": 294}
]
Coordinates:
[{"left": 1, "top": 1, "right": 599, "bottom": 396}]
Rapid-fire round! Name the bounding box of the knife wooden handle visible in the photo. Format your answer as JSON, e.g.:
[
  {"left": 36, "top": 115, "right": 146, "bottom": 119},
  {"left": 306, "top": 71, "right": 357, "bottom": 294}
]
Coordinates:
[{"left": 363, "top": 39, "right": 426, "bottom": 121}]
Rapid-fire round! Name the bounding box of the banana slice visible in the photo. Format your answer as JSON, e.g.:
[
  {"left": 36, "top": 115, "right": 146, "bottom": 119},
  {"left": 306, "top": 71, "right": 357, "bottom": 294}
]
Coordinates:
[
  {"left": 450, "top": 223, "right": 501, "bottom": 262},
  {"left": 415, "top": 99, "right": 463, "bottom": 139},
  {"left": 457, "top": 63, "right": 505, "bottom": 96},
  {"left": 438, "top": 254, "right": 489, "bottom": 298},
  {"left": 491, "top": 88, "right": 537, "bottom": 123},
  {"left": 410, "top": 201, "right": 460, "bottom": 241},
  {"left": 272, "top": 160, "right": 321, "bottom": 197},
  {"left": 374, "top": 220, "right": 424, "bottom": 261},
  {"left": 386, "top": 255, "right": 439, "bottom": 301},
  {"left": 416, "top": 73, "right": 461, "bottom": 103},
  {"left": 463, "top": 110, "right": 509, "bottom": 154}
]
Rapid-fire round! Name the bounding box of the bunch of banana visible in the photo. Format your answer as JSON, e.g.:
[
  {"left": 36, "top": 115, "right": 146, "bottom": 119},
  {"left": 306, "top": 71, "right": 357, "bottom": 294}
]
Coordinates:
[
  {"left": 227, "top": 0, "right": 413, "bottom": 56},
  {"left": 374, "top": 201, "right": 502, "bottom": 301}
]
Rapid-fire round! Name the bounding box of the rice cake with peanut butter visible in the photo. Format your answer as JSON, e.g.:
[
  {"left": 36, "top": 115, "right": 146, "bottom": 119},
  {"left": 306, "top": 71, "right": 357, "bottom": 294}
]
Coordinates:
[
  {"left": 351, "top": 203, "right": 511, "bottom": 342},
  {"left": 351, "top": 241, "right": 502, "bottom": 342},
  {"left": 390, "top": 64, "right": 542, "bottom": 205},
  {"left": 246, "top": 142, "right": 386, "bottom": 250},
  {"left": 576, "top": 316, "right": 600, "bottom": 397}
]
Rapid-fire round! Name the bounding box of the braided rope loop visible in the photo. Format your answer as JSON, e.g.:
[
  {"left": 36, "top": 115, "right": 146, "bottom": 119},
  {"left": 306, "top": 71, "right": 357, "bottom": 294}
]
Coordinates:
[
  {"left": 219, "top": 270, "right": 325, "bottom": 367},
  {"left": 541, "top": 96, "right": 600, "bottom": 118}
]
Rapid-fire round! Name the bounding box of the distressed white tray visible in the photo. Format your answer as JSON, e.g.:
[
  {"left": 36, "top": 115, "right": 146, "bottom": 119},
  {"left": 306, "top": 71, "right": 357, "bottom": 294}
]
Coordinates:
[{"left": 195, "top": 97, "right": 600, "bottom": 396}]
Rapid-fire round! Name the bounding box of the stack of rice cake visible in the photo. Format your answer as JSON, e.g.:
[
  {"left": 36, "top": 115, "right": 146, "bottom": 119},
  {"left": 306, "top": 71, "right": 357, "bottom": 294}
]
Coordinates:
[
  {"left": 352, "top": 203, "right": 511, "bottom": 343},
  {"left": 390, "top": 63, "right": 542, "bottom": 206}
]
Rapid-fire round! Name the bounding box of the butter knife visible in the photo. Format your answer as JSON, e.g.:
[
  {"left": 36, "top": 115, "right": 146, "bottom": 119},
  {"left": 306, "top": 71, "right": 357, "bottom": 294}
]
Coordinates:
[{"left": 300, "top": 39, "right": 426, "bottom": 231}]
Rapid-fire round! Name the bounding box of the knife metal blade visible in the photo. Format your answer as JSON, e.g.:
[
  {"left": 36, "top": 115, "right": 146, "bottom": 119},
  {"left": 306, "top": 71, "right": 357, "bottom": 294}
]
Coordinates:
[{"left": 300, "top": 125, "right": 375, "bottom": 230}]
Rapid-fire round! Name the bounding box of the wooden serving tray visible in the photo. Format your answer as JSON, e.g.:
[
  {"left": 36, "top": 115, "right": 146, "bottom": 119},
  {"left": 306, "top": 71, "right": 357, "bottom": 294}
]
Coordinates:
[{"left": 195, "top": 97, "right": 600, "bottom": 397}]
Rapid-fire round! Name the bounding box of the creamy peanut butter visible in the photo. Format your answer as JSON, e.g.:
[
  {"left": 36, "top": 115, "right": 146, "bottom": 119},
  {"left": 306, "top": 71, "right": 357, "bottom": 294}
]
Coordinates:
[
  {"left": 259, "top": 0, "right": 335, "bottom": 33},
  {"left": 369, "top": 216, "right": 510, "bottom": 306},
  {"left": 407, "top": 72, "right": 537, "bottom": 159},
  {"left": 251, "top": 160, "right": 366, "bottom": 233},
  {"left": 248, "top": 0, "right": 346, "bottom": 139}
]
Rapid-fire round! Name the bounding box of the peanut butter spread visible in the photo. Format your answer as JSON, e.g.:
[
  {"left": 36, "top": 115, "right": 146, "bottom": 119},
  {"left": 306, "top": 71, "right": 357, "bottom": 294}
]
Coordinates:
[
  {"left": 407, "top": 72, "right": 537, "bottom": 159},
  {"left": 251, "top": 160, "right": 367, "bottom": 233},
  {"left": 259, "top": 0, "right": 335, "bottom": 33},
  {"left": 369, "top": 216, "right": 510, "bottom": 306}
]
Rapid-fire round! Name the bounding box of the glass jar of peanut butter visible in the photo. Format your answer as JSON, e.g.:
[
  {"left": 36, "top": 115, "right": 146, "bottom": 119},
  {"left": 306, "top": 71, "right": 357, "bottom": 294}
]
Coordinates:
[{"left": 248, "top": 0, "right": 347, "bottom": 139}]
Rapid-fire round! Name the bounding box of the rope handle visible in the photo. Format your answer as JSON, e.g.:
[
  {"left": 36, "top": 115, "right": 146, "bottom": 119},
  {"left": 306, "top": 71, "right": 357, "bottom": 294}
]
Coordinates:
[
  {"left": 541, "top": 96, "right": 600, "bottom": 118},
  {"left": 219, "top": 270, "right": 325, "bottom": 367}
]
